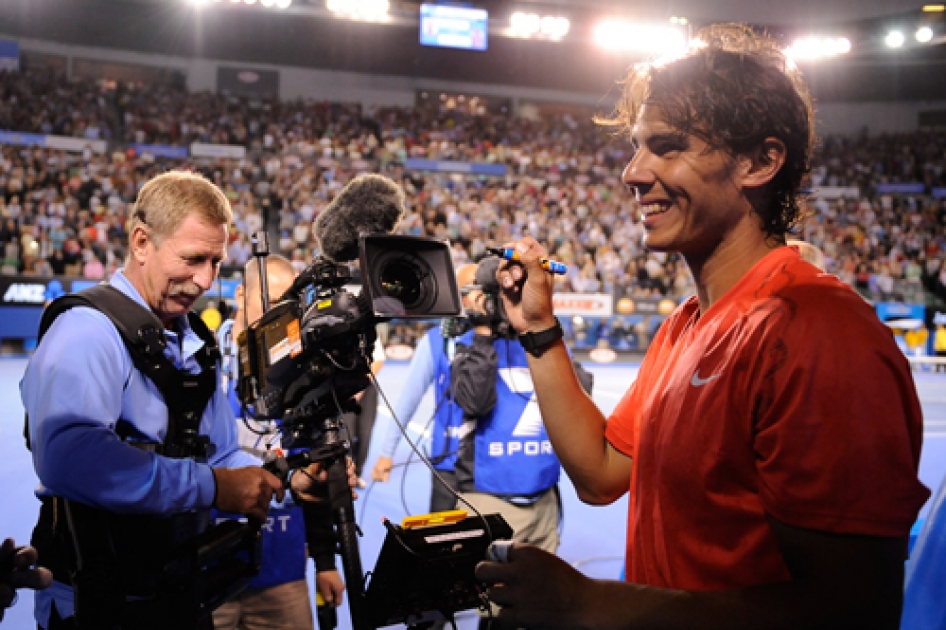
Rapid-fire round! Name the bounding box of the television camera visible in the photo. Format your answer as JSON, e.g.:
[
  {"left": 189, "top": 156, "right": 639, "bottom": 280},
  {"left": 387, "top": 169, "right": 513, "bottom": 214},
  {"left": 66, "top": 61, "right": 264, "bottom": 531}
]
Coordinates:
[{"left": 237, "top": 231, "right": 499, "bottom": 630}]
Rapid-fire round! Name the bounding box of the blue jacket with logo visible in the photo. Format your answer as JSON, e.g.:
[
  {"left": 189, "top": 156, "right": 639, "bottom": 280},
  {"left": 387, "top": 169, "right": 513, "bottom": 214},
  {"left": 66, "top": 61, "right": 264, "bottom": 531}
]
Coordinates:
[{"left": 452, "top": 332, "right": 560, "bottom": 498}]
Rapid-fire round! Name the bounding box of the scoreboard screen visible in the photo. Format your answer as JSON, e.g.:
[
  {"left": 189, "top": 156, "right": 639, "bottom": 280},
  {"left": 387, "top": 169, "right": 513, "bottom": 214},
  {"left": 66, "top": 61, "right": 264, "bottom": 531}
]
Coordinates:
[{"left": 419, "top": 4, "right": 488, "bottom": 51}]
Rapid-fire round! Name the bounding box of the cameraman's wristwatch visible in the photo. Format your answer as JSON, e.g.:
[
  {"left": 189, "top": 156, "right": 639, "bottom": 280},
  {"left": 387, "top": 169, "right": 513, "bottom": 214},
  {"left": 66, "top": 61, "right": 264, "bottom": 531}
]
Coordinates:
[{"left": 520, "top": 318, "right": 564, "bottom": 357}]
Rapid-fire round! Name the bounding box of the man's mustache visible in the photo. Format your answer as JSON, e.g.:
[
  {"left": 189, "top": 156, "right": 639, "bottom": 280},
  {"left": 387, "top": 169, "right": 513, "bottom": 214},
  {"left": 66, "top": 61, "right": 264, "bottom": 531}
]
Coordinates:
[{"left": 169, "top": 284, "right": 203, "bottom": 298}]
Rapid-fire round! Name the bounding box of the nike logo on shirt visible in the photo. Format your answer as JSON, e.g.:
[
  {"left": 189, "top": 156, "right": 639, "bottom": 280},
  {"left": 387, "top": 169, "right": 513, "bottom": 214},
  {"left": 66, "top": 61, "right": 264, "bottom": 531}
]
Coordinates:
[{"left": 691, "top": 371, "right": 721, "bottom": 387}]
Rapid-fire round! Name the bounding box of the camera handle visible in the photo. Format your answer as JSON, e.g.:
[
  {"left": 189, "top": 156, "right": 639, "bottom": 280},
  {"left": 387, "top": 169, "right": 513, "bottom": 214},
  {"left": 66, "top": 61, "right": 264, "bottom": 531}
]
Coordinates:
[{"left": 264, "top": 442, "right": 372, "bottom": 630}]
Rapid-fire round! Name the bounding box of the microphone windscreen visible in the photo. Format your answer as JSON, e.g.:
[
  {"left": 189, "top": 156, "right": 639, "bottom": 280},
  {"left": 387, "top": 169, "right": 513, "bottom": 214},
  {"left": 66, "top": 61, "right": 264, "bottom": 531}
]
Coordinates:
[{"left": 314, "top": 174, "right": 406, "bottom": 262}]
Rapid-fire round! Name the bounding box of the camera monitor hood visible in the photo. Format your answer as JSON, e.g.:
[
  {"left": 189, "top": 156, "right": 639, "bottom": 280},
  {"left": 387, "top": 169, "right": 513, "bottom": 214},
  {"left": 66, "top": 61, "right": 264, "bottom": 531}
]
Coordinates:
[{"left": 360, "top": 234, "right": 462, "bottom": 319}]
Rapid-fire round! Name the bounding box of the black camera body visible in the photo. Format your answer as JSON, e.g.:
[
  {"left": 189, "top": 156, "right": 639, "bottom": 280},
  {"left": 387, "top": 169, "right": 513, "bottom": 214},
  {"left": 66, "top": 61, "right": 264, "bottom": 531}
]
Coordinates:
[{"left": 237, "top": 234, "right": 462, "bottom": 441}]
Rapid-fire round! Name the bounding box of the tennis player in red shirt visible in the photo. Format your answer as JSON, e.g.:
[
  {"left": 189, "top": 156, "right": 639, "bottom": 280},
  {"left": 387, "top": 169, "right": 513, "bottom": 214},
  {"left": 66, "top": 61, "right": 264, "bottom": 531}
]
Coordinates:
[{"left": 479, "top": 23, "right": 929, "bottom": 630}]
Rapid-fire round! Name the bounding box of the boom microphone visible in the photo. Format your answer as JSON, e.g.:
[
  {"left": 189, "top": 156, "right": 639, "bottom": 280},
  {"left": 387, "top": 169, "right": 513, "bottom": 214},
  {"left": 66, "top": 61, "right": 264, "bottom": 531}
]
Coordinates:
[{"left": 314, "top": 173, "right": 406, "bottom": 262}]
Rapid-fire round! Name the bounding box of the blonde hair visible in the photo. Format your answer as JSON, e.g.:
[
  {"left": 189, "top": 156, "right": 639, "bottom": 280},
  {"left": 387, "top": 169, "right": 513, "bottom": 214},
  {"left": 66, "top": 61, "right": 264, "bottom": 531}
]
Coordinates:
[{"left": 130, "top": 170, "right": 232, "bottom": 245}]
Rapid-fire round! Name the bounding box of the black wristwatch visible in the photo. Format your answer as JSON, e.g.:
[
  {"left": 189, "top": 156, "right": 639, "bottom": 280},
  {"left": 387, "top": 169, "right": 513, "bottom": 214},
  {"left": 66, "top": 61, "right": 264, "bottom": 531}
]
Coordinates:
[{"left": 519, "top": 318, "right": 564, "bottom": 357}]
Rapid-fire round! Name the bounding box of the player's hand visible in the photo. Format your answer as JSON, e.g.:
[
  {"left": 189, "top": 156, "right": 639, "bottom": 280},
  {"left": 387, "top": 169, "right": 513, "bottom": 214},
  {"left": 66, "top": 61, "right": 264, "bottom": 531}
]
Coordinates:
[
  {"left": 213, "top": 466, "right": 284, "bottom": 522},
  {"left": 371, "top": 456, "right": 394, "bottom": 483},
  {"left": 0, "top": 538, "right": 53, "bottom": 622},
  {"left": 475, "top": 542, "right": 592, "bottom": 630},
  {"left": 496, "top": 238, "right": 557, "bottom": 335},
  {"left": 315, "top": 569, "right": 346, "bottom": 607}
]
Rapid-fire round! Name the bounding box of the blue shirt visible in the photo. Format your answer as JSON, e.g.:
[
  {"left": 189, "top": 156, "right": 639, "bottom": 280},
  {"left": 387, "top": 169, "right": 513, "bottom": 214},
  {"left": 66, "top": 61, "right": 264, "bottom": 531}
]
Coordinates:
[
  {"left": 380, "top": 327, "right": 465, "bottom": 470},
  {"left": 902, "top": 475, "right": 946, "bottom": 629},
  {"left": 21, "top": 270, "right": 257, "bottom": 624}
]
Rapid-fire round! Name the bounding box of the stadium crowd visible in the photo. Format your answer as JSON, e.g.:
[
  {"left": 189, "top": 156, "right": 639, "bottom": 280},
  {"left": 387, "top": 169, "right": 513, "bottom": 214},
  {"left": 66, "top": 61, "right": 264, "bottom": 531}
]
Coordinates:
[{"left": 3, "top": 68, "right": 946, "bottom": 313}]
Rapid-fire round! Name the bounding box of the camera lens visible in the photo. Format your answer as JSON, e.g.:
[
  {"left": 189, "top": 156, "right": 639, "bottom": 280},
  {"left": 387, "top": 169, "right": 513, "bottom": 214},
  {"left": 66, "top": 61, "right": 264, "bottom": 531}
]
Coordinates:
[
  {"left": 378, "top": 258, "right": 426, "bottom": 309},
  {"left": 377, "top": 252, "right": 437, "bottom": 311}
]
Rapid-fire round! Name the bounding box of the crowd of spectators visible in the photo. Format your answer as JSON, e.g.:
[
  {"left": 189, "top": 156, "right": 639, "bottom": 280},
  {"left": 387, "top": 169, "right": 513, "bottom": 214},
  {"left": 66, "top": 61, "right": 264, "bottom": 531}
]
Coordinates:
[{"left": 3, "top": 68, "right": 946, "bottom": 315}]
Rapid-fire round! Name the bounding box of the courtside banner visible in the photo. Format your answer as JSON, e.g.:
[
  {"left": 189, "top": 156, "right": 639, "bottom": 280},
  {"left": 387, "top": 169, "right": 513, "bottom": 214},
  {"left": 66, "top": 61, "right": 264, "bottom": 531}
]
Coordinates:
[
  {"left": 0, "top": 276, "right": 98, "bottom": 307},
  {"left": 191, "top": 143, "right": 246, "bottom": 160},
  {"left": 44, "top": 135, "right": 106, "bottom": 154},
  {"left": 552, "top": 293, "right": 613, "bottom": 317}
]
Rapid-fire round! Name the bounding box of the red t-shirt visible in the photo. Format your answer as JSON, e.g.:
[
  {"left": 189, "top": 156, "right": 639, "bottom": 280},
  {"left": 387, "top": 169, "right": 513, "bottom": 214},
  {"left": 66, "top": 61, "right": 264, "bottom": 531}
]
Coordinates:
[{"left": 605, "top": 247, "right": 929, "bottom": 591}]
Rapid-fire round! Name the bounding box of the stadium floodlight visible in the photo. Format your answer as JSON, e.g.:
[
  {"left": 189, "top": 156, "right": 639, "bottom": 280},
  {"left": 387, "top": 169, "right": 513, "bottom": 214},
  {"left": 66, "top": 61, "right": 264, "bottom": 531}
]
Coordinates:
[
  {"left": 510, "top": 12, "right": 542, "bottom": 37},
  {"left": 594, "top": 19, "right": 687, "bottom": 57},
  {"left": 916, "top": 26, "right": 935, "bottom": 43},
  {"left": 509, "top": 12, "right": 569, "bottom": 40},
  {"left": 886, "top": 30, "right": 906, "bottom": 48},
  {"left": 541, "top": 16, "right": 570, "bottom": 39},
  {"left": 327, "top": 0, "right": 388, "bottom": 20},
  {"left": 275, "top": 0, "right": 291, "bottom": 7},
  {"left": 923, "top": 4, "right": 945, "bottom": 12},
  {"left": 785, "top": 36, "right": 852, "bottom": 61}
]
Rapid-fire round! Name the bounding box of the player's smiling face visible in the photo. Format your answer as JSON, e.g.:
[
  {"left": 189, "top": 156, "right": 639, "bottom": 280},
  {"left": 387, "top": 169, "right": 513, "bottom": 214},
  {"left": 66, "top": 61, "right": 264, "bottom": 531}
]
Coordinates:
[{"left": 623, "top": 105, "right": 749, "bottom": 261}]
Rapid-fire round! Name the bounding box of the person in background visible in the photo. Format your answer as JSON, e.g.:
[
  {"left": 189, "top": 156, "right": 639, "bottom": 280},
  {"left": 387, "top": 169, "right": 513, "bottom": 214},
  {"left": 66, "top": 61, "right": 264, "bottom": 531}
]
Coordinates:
[
  {"left": 214, "top": 255, "right": 345, "bottom": 630},
  {"left": 901, "top": 474, "right": 946, "bottom": 629},
  {"left": 934, "top": 322, "right": 946, "bottom": 372},
  {"left": 478, "top": 24, "right": 928, "bottom": 630},
  {"left": 786, "top": 239, "right": 826, "bottom": 272},
  {"left": 368, "top": 263, "right": 478, "bottom": 513}
]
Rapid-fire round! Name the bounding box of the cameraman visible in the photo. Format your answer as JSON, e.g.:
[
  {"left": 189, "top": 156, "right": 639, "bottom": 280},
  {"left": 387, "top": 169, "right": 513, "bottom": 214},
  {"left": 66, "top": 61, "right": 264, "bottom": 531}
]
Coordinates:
[
  {"left": 21, "top": 171, "right": 327, "bottom": 630},
  {"left": 1, "top": 538, "right": 52, "bottom": 624},
  {"left": 451, "top": 256, "right": 591, "bottom": 630},
  {"left": 214, "top": 255, "right": 345, "bottom": 630}
]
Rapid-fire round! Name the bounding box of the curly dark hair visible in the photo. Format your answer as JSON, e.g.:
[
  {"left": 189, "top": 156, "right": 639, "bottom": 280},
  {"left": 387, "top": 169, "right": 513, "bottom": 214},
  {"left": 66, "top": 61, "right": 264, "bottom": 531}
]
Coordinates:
[{"left": 599, "top": 24, "right": 816, "bottom": 240}]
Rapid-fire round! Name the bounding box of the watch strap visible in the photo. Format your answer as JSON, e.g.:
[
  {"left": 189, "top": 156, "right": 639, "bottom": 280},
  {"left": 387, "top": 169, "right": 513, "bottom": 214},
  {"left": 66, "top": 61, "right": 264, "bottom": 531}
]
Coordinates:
[{"left": 520, "top": 318, "right": 564, "bottom": 357}]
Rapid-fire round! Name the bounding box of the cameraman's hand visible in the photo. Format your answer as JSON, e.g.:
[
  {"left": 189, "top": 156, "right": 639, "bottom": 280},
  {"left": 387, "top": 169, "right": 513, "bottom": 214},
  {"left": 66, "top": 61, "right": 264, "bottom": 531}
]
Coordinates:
[
  {"left": 371, "top": 456, "right": 394, "bottom": 483},
  {"left": 213, "top": 467, "right": 284, "bottom": 522},
  {"left": 316, "top": 569, "right": 346, "bottom": 607},
  {"left": 496, "top": 238, "right": 557, "bottom": 335},
  {"left": 0, "top": 538, "right": 53, "bottom": 622},
  {"left": 475, "top": 542, "right": 593, "bottom": 630},
  {"left": 290, "top": 457, "right": 359, "bottom": 502}
]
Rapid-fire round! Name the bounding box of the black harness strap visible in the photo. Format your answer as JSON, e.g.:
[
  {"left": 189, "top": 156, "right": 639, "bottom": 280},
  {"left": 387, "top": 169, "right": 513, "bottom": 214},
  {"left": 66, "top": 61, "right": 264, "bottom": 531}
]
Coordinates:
[{"left": 24, "top": 284, "right": 220, "bottom": 457}]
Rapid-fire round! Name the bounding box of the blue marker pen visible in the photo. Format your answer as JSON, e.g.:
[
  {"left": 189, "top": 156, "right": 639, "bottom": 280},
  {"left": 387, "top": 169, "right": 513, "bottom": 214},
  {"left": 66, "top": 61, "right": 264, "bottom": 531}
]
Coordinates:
[{"left": 487, "top": 247, "right": 567, "bottom": 275}]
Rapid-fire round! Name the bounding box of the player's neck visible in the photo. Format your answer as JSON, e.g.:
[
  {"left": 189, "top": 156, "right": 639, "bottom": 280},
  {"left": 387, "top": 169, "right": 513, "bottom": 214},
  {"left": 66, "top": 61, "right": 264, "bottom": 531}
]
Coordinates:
[{"left": 688, "top": 222, "right": 781, "bottom": 314}]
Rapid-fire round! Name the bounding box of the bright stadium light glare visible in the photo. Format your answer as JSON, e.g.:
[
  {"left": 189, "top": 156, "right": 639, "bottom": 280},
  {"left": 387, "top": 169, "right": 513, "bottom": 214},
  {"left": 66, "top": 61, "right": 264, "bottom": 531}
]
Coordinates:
[
  {"left": 594, "top": 20, "right": 687, "bottom": 57},
  {"left": 261, "top": 0, "right": 275, "bottom": 5},
  {"left": 541, "top": 16, "right": 570, "bottom": 39},
  {"left": 785, "top": 36, "right": 852, "bottom": 61},
  {"left": 886, "top": 30, "right": 906, "bottom": 48},
  {"left": 244, "top": 0, "right": 257, "bottom": 4},
  {"left": 275, "top": 0, "right": 291, "bottom": 7},
  {"left": 916, "top": 26, "right": 935, "bottom": 43},
  {"left": 509, "top": 11, "right": 568, "bottom": 40},
  {"left": 510, "top": 12, "right": 541, "bottom": 37},
  {"left": 327, "top": 0, "right": 388, "bottom": 20}
]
